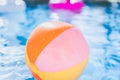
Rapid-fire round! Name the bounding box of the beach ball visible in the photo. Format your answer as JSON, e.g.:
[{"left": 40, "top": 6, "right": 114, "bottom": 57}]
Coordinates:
[
  {"left": 49, "top": 0, "right": 84, "bottom": 12},
  {"left": 26, "top": 21, "right": 89, "bottom": 80}
]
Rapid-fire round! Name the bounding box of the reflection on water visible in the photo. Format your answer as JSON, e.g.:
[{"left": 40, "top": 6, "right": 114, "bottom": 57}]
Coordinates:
[{"left": 0, "top": 4, "right": 120, "bottom": 80}]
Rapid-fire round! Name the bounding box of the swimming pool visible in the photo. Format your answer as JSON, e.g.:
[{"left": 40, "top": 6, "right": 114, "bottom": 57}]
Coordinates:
[{"left": 0, "top": 3, "right": 120, "bottom": 80}]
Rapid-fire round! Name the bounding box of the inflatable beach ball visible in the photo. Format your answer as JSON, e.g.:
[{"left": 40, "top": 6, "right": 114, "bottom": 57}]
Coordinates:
[{"left": 26, "top": 21, "right": 89, "bottom": 80}]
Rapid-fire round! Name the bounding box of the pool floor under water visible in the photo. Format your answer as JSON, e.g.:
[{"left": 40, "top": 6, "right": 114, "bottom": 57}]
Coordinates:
[{"left": 0, "top": 4, "right": 120, "bottom": 80}]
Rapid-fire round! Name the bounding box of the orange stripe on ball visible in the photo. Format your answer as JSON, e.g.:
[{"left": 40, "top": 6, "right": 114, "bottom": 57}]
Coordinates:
[{"left": 26, "top": 21, "right": 73, "bottom": 63}]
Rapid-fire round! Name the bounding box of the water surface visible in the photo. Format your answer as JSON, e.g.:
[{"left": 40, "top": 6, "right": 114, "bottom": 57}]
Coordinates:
[{"left": 0, "top": 4, "right": 120, "bottom": 80}]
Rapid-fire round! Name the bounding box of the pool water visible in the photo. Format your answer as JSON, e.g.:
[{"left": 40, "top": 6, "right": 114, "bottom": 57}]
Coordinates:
[{"left": 0, "top": 4, "right": 120, "bottom": 80}]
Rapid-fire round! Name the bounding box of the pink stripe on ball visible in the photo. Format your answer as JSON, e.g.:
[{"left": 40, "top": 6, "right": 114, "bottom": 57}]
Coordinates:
[{"left": 35, "top": 28, "right": 89, "bottom": 72}]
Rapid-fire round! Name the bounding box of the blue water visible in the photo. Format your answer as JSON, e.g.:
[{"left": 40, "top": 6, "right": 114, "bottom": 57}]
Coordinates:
[{"left": 0, "top": 4, "right": 120, "bottom": 80}]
